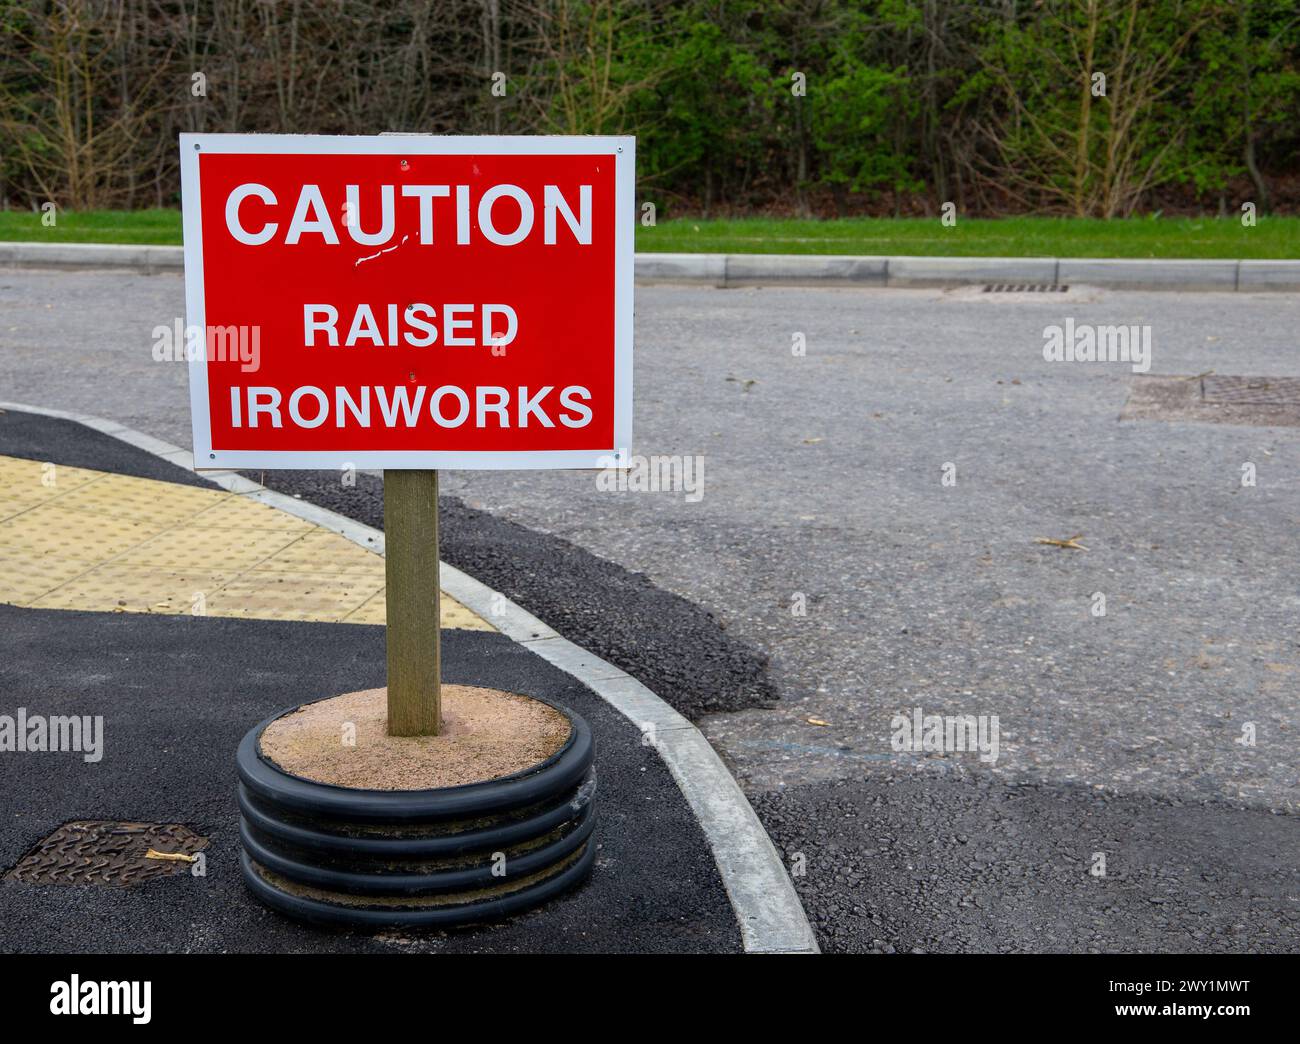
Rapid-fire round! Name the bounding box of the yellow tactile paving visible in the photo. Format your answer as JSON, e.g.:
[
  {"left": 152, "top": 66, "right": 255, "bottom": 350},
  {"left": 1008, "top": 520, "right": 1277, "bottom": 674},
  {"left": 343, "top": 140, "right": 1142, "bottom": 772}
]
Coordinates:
[
  {"left": 0, "top": 454, "right": 492, "bottom": 630},
  {"left": 54, "top": 476, "right": 233, "bottom": 526},
  {"left": 0, "top": 456, "right": 103, "bottom": 501},
  {"left": 115, "top": 525, "right": 307, "bottom": 571},
  {"left": 0, "top": 505, "right": 154, "bottom": 561},
  {"left": 205, "top": 572, "right": 380, "bottom": 621},
  {"left": 0, "top": 552, "right": 94, "bottom": 603},
  {"left": 256, "top": 530, "right": 389, "bottom": 573},
  {"left": 341, "top": 587, "right": 487, "bottom": 630},
  {"left": 189, "top": 494, "right": 318, "bottom": 533},
  {"left": 343, "top": 590, "right": 389, "bottom": 625}
]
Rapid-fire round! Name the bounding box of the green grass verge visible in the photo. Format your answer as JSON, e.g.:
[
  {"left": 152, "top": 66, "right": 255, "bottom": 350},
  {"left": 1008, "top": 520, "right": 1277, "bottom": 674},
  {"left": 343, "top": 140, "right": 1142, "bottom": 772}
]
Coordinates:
[
  {"left": 640, "top": 215, "right": 1297, "bottom": 259},
  {"left": 0, "top": 209, "right": 1294, "bottom": 259},
  {"left": 0, "top": 209, "right": 184, "bottom": 245}
]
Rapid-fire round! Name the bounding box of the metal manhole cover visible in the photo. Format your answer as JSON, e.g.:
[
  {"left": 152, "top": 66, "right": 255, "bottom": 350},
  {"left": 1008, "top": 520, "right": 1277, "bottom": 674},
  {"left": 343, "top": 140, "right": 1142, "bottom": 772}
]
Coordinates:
[
  {"left": 5, "top": 821, "right": 208, "bottom": 887},
  {"left": 1122, "top": 374, "right": 1300, "bottom": 427},
  {"left": 1201, "top": 375, "right": 1300, "bottom": 406},
  {"left": 982, "top": 283, "right": 1068, "bottom": 293}
]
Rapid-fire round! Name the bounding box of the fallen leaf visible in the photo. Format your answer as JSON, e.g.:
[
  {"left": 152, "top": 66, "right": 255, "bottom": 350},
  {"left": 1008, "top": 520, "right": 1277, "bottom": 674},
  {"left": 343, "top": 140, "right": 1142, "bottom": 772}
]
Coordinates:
[
  {"left": 806, "top": 717, "right": 831, "bottom": 727},
  {"left": 144, "top": 849, "right": 196, "bottom": 863},
  {"left": 1035, "top": 534, "right": 1088, "bottom": 551}
]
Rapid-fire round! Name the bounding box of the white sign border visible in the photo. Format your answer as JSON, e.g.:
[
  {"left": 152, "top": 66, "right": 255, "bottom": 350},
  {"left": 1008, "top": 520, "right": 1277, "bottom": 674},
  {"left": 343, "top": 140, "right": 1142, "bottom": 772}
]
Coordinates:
[{"left": 180, "top": 133, "right": 633, "bottom": 470}]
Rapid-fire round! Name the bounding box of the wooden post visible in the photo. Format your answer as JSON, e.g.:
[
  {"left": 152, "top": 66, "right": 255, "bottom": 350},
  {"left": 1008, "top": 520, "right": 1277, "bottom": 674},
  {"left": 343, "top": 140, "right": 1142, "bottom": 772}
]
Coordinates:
[{"left": 383, "top": 469, "right": 440, "bottom": 736}]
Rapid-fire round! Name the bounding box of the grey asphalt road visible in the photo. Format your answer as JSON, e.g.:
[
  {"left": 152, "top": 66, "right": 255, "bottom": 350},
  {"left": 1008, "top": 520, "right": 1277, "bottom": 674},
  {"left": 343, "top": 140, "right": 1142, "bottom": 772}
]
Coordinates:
[{"left": 2, "top": 269, "right": 1297, "bottom": 952}]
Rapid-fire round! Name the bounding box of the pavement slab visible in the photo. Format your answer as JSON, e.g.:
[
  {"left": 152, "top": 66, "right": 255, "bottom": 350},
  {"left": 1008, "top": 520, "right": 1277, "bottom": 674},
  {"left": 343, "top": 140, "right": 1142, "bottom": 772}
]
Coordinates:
[{"left": 0, "top": 413, "right": 487, "bottom": 628}]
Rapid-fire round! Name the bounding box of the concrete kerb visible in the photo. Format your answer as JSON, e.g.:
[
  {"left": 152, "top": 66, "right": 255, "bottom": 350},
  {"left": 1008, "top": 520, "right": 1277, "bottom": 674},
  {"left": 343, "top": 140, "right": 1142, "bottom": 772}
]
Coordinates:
[
  {"left": 5, "top": 240, "right": 1298, "bottom": 290},
  {"left": 887, "top": 255, "right": 1057, "bottom": 287},
  {"left": 0, "top": 241, "right": 182, "bottom": 274},
  {"left": 1054, "top": 257, "right": 1240, "bottom": 291},
  {"left": 0, "top": 399, "right": 820, "bottom": 955}
]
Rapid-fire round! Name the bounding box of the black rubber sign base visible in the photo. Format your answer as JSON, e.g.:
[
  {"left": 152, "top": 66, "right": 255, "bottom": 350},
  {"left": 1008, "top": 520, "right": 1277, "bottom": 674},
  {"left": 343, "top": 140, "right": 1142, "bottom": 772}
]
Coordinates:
[{"left": 236, "top": 696, "right": 596, "bottom": 929}]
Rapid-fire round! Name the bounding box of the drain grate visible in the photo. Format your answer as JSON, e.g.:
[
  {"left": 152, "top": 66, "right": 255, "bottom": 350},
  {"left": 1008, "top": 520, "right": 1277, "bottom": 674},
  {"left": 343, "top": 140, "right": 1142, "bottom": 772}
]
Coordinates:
[
  {"left": 982, "top": 283, "right": 1068, "bottom": 293},
  {"left": 1201, "top": 375, "right": 1300, "bottom": 406},
  {"left": 5, "top": 820, "right": 208, "bottom": 887},
  {"left": 1122, "top": 374, "right": 1300, "bottom": 428}
]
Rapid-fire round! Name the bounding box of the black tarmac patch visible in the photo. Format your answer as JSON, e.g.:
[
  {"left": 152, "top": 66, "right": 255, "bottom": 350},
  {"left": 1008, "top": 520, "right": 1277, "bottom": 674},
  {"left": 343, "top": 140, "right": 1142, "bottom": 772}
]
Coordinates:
[
  {"left": 0, "top": 410, "right": 740, "bottom": 953},
  {"left": 244, "top": 469, "right": 779, "bottom": 721},
  {"left": 0, "top": 605, "right": 739, "bottom": 953},
  {"left": 0, "top": 408, "right": 209, "bottom": 487},
  {"left": 755, "top": 774, "right": 1299, "bottom": 954}
]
